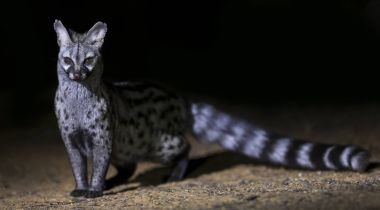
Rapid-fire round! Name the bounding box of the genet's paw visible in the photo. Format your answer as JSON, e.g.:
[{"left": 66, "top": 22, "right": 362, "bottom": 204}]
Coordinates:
[
  {"left": 85, "top": 190, "right": 103, "bottom": 198},
  {"left": 70, "top": 189, "right": 88, "bottom": 197}
]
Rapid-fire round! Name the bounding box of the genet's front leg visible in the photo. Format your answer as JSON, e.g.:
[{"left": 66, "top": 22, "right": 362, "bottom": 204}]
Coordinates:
[
  {"left": 62, "top": 133, "right": 88, "bottom": 197},
  {"left": 86, "top": 134, "right": 112, "bottom": 198}
]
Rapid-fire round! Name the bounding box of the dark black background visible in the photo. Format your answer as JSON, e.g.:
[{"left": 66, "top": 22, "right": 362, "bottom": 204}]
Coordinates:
[{"left": 1, "top": 0, "right": 380, "bottom": 126}]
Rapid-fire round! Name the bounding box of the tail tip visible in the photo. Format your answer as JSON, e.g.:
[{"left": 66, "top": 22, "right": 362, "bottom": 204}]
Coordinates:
[{"left": 350, "top": 151, "right": 371, "bottom": 172}]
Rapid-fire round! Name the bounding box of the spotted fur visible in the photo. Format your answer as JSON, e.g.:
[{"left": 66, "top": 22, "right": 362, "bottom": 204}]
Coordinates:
[{"left": 54, "top": 20, "right": 371, "bottom": 198}]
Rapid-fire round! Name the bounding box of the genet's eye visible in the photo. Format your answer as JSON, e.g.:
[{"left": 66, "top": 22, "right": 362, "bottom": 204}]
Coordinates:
[
  {"left": 63, "top": 57, "right": 73, "bottom": 65},
  {"left": 84, "top": 57, "right": 95, "bottom": 66}
]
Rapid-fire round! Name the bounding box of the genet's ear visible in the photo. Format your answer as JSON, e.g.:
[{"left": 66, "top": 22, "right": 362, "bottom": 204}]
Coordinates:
[
  {"left": 53, "top": 20, "right": 72, "bottom": 47},
  {"left": 85, "top": 22, "right": 107, "bottom": 48}
]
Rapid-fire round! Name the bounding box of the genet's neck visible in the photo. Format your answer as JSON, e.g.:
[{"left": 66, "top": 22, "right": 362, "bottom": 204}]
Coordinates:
[{"left": 57, "top": 62, "right": 104, "bottom": 98}]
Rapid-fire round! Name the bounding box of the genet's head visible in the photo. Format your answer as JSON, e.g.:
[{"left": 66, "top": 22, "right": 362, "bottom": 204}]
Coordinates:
[{"left": 54, "top": 20, "right": 107, "bottom": 82}]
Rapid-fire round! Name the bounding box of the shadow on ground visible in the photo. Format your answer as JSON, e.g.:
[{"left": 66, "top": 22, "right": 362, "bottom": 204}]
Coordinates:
[{"left": 107, "top": 151, "right": 380, "bottom": 195}]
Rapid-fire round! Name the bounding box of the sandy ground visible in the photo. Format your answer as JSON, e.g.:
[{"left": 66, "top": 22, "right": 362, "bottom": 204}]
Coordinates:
[{"left": 1, "top": 104, "right": 380, "bottom": 209}]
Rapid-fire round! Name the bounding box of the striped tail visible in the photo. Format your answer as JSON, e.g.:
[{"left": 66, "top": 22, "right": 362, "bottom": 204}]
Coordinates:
[{"left": 191, "top": 103, "right": 371, "bottom": 172}]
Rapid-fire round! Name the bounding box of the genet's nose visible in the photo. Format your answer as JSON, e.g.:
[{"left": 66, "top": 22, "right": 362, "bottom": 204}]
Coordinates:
[{"left": 73, "top": 73, "right": 81, "bottom": 80}]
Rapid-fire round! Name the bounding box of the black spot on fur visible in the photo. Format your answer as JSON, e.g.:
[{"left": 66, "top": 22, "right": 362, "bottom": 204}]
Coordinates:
[
  {"left": 89, "top": 124, "right": 96, "bottom": 130},
  {"left": 120, "top": 118, "right": 128, "bottom": 125},
  {"left": 87, "top": 111, "right": 92, "bottom": 119},
  {"left": 64, "top": 109, "right": 69, "bottom": 120},
  {"left": 157, "top": 146, "right": 163, "bottom": 151},
  {"left": 129, "top": 118, "right": 136, "bottom": 125},
  {"left": 162, "top": 135, "right": 169, "bottom": 142},
  {"left": 172, "top": 117, "right": 180, "bottom": 124},
  {"left": 91, "top": 132, "right": 97, "bottom": 138},
  {"left": 138, "top": 131, "right": 145, "bottom": 139},
  {"left": 168, "top": 105, "right": 175, "bottom": 111},
  {"left": 137, "top": 112, "right": 145, "bottom": 119},
  {"left": 56, "top": 109, "right": 61, "bottom": 120},
  {"left": 159, "top": 112, "right": 167, "bottom": 120}
]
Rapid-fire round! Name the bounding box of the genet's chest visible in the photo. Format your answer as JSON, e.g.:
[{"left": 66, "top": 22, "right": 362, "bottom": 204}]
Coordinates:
[{"left": 55, "top": 87, "right": 111, "bottom": 128}]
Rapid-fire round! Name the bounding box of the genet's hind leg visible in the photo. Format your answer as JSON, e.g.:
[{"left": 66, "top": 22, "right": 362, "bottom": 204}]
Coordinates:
[
  {"left": 105, "top": 162, "right": 137, "bottom": 190},
  {"left": 167, "top": 145, "right": 190, "bottom": 182}
]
